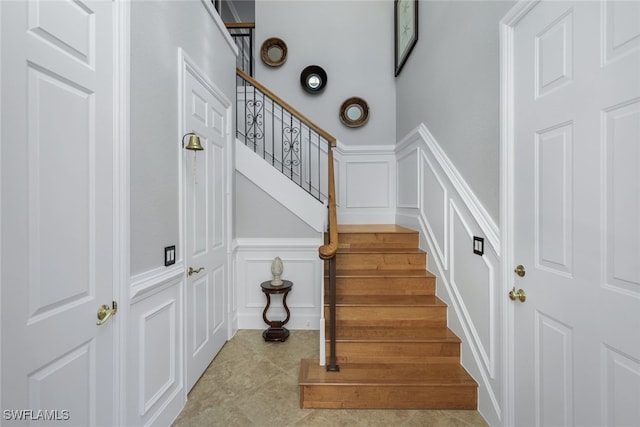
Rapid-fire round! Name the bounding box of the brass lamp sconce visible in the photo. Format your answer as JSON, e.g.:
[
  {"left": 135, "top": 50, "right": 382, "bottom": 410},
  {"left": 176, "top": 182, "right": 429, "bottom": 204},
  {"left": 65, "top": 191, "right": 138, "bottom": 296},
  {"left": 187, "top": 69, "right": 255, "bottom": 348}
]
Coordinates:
[{"left": 182, "top": 132, "right": 203, "bottom": 151}]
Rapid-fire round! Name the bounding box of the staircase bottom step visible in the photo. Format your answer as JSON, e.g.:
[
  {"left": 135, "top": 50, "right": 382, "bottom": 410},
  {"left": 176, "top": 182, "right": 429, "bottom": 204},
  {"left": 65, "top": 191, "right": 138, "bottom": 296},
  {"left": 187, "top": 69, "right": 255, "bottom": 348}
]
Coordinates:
[{"left": 299, "top": 359, "right": 477, "bottom": 409}]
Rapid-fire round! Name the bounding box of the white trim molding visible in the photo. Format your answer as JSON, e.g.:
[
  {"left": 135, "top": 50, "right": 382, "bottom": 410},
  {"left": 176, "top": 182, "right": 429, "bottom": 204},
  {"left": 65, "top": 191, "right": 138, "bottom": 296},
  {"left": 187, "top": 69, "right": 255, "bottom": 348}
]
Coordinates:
[
  {"left": 114, "top": 0, "right": 131, "bottom": 425},
  {"left": 499, "top": 2, "right": 541, "bottom": 426},
  {"left": 396, "top": 123, "right": 504, "bottom": 425}
]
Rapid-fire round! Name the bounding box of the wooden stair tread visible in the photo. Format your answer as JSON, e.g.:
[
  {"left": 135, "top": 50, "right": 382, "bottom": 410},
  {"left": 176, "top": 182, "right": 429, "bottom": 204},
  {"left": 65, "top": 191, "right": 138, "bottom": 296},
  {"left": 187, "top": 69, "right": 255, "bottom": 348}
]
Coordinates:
[
  {"left": 329, "top": 269, "right": 435, "bottom": 279},
  {"left": 328, "top": 295, "right": 446, "bottom": 307},
  {"left": 337, "top": 224, "right": 417, "bottom": 234},
  {"left": 337, "top": 247, "right": 424, "bottom": 254},
  {"left": 331, "top": 327, "right": 461, "bottom": 343},
  {"left": 299, "top": 359, "right": 476, "bottom": 386}
]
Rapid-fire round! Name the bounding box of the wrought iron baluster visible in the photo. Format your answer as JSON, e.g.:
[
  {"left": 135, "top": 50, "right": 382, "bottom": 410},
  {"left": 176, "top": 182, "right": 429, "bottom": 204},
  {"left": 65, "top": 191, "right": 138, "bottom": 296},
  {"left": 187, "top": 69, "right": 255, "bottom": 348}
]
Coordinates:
[
  {"left": 280, "top": 107, "right": 284, "bottom": 173},
  {"left": 271, "top": 97, "right": 275, "bottom": 166},
  {"left": 262, "top": 90, "right": 266, "bottom": 159}
]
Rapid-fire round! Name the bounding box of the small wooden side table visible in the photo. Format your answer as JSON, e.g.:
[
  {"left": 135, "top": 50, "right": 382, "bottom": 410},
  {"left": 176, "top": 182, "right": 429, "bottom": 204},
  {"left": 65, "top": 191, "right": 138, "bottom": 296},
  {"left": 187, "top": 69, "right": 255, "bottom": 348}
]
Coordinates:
[{"left": 260, "top": 280, "right": 293, "bottom": 342}]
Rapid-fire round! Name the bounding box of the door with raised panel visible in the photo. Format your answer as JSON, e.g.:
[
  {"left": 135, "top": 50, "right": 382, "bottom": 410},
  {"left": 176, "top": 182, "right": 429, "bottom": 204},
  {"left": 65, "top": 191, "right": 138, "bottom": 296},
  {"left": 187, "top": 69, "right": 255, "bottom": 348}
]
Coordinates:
[
  {"left": 182, "top": 58, "right": 230, "bottom": 391},
  {"left": 1, "top": 0, "right": 116, "bottom": 425},
  {"left": 512, "top": 1, "right": 640, "bottom": 425}
]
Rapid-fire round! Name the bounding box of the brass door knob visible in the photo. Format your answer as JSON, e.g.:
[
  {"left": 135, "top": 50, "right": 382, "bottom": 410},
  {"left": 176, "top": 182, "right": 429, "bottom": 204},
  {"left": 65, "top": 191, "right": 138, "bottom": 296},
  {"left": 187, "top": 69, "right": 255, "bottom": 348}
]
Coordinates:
[
  {"left": 514, "top": 265, "right": 526, "bottom": 277},
  {"left": 97, "top": 301, "right": 118, "bottom": 325},
  {"left": 509, "top": 287, "right": 526, "bottom": 303}
]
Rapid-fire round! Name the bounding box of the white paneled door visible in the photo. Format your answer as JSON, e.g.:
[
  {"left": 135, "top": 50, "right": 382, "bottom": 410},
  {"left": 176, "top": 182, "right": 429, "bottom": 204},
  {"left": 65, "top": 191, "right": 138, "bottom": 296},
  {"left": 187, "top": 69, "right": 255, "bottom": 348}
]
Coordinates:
[
  {"left": 182, "top": 57, "right": 230, "bottom": 391},
  {"left": 513, "top": 1, "right": 640, "bottom": 426},
  {"left": 1, "top": 0, "right": 116, "bottom": 425}
]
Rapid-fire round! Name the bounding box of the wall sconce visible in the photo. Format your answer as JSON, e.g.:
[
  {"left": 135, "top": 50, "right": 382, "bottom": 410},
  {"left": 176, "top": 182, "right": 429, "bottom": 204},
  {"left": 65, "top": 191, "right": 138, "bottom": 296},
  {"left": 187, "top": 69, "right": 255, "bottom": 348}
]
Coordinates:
[{"left": 182, "top": 132, "right": 203, "bottom": 151}]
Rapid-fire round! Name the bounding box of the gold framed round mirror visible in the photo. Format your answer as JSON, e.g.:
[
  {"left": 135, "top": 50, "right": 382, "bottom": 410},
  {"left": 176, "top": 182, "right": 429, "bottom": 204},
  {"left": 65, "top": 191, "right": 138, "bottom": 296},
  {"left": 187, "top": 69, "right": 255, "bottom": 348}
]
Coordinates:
[
  {"left": 260, "top": 37, "right": 287, "bottom": 67},
  {"left": 339, "top": 97, "right": 369, "bottom": 128}
]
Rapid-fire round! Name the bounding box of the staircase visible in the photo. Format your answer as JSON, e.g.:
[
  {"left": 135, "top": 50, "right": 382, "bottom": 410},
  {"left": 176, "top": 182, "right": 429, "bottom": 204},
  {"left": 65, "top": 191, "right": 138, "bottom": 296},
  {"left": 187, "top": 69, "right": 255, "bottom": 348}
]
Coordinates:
[
  {"left": 230, "top": 62, "right": 477, "bottom": 411},
  {"left": 299, "top": 224, "right": 478, "bottom": 409}
]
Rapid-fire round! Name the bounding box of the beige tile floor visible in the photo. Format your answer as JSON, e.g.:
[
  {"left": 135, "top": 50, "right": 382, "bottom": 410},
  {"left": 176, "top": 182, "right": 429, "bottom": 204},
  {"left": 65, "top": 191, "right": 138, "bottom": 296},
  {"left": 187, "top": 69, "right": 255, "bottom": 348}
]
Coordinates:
[{"left": 172, "top": 330, "right": 489, "bottom": 427}]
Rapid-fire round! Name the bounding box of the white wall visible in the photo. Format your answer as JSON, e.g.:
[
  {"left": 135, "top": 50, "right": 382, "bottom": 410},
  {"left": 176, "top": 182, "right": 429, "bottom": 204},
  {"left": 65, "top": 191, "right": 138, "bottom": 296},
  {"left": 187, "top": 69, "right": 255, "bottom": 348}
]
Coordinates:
[
  {"left": 395, "top": 0, "right": 515, "bottom": 224},
  {"left": 130, "top": 0, "right": 237, "bottom": 276},
  {"left": 254, "top": 0, "right": 396, "bottom": 147}
]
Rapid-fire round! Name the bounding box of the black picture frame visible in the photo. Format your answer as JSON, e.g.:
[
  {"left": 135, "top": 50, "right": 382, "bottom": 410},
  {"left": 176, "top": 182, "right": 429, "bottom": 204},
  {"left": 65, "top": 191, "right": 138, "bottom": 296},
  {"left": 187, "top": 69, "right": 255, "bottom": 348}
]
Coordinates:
[{"left": 394, "top": 0, "right": 418, "bottom": 77}]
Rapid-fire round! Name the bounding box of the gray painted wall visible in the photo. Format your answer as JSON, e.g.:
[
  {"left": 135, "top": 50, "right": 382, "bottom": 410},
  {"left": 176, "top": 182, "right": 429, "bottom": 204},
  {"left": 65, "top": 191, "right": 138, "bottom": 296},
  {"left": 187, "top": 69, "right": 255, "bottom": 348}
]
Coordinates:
[
  {"left": 254, "top": 0, "right": 396, "bottom": 147},
  {"left": 130, "top": 0, "right": 237, "bottom": 275},
  {"left": 221, "top": 0, "right": 254, "bottom": 22},
  {"left": 234, "top": 172, "right": 319, "bottom": 238},
  {"left": 396, "top": 0, "right": 515, "bottom": 223}
]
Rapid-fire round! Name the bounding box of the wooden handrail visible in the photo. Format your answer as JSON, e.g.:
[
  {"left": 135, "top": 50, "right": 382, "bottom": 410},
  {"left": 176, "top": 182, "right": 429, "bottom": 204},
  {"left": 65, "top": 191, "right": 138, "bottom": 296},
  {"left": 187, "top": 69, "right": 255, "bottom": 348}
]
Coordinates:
[
  {"left": 225, "top": 22, "right": 255, "bottom": 29},
  {"left": 236, "top": 68, "right": 337, "bottom": 147},
  {"left": 319, "top": 149, "right": 338, "bottom": 260}
]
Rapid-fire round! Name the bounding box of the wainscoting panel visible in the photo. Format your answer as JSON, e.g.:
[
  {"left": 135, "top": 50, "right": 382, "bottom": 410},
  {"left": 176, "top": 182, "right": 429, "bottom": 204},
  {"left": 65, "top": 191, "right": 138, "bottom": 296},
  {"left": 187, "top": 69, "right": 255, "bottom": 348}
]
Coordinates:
[
  {"left": 450, "top": 201, "right": 496, "bottom": 378},
  {"left": 420, "top": 151, "right": 448, "bottom": 270},
  {"left": 345, "top": 161, "right": 390, "bottom": 208},
  {"left": 334, "top": 143, "right": 396, "bottom": 224},
  {"left": 396, "top": 147, "right": 419, "bottom": 208},
  {"left": 396, "top": 124, "right": 503, "bottom": 424},
  {"left": 126, "top": 270, "right": 184, "bottom": 426},
  {"left": 235, "top": 238, "right": 323, "bottom": 330}
]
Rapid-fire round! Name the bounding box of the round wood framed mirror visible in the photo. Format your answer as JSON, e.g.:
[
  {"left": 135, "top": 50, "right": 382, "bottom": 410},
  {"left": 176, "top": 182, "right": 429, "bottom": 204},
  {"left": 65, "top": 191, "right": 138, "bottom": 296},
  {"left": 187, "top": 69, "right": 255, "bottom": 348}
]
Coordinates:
[
  {"left": 260, "top": 37, "right": 287, "bottom": 67},
  {"left": 339, "top": 97, "right": 369, "bottom": 128}
]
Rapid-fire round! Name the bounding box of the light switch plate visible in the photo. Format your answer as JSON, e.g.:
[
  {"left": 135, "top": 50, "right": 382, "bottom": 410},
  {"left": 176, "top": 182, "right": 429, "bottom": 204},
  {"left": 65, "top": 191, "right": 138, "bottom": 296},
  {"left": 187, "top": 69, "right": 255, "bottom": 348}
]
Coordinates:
[
  {"left": 473, "top": 237, "right": 484, "bottom": 256},
  {"left": 164, "top": 246, "right": 176, "bottom": 266}
]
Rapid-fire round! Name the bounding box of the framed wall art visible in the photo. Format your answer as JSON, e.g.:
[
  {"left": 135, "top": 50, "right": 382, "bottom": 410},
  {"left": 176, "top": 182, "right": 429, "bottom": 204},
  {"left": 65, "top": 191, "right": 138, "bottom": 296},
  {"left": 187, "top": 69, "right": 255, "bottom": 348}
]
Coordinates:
[{"left": 394, "top": 0, "right": 418, "bottom": 76}]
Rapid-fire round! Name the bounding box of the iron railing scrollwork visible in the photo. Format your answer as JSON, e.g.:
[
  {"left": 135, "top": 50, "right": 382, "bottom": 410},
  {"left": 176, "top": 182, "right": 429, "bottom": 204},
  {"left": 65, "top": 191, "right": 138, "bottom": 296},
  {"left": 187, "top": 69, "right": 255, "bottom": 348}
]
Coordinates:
[{"left": 236, "top": 69, "right": 330, "bottom": 202}]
